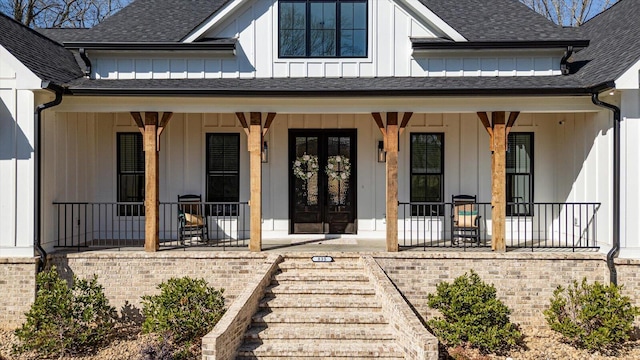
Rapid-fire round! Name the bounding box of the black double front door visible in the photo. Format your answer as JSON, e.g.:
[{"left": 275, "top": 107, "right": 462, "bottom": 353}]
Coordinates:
[{"left": 289, "top": 130, "right": 357, "bottom": 234}]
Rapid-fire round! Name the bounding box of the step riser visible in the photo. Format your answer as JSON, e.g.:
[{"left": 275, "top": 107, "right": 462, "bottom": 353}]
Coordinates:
[{"left": 238, "top": 259, "right": 404, "bottom": 359}]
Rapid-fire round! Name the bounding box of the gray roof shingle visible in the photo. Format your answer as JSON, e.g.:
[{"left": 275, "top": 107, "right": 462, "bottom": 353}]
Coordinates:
[
  {"left": 36, "top": 28, "right": 93, "bottom": 43},
  {"left": 571, "top": 0, "right": 640, "bottom": 87},
  {"left": 82, "top": 0, "right": 231, "bottom": 42},
  {"left": 77, "top": 0, "right": 583, "bottom": 43},
  {"left": 65, "top": 76, "right": 591, "bottom": 96},
  {"left": 0, "top": 13, "right": 84, "bottom": 85}
]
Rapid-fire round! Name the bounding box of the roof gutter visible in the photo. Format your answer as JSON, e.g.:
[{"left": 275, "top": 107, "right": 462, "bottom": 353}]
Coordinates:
[
  {"left": 591, "top": 92, "right": 621, "bottom": 285},
  {"left": 34, "top": 82, "right": 63, "bottom": 272}
]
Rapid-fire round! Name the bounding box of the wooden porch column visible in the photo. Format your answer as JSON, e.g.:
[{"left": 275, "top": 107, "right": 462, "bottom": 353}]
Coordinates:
[
  {"left": 249, "top": 113, "right": 262, "bottom": 252},
  {"left": 131, "top": 111, "right": 173, "bottom": 252},
  {"left": 478, "top": 111, "right": 519, "bottom": 252},
  {"left": 386, "top": 113, "right": 399, "bottom": 252}
]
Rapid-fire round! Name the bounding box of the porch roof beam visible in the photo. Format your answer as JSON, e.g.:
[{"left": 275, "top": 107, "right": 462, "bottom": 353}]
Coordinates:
[{"left": 56, "top": 96, "right": 600, "bottom": 114}]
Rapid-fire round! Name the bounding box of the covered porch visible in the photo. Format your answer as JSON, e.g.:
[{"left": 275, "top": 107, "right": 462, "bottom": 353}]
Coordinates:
[{"left": 42, "top": 94, "right": 611, "bottom": 253}]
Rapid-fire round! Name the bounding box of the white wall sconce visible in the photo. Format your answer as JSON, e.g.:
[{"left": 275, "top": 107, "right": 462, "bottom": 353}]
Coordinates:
[
  {"left": 377, "top": 140, "right": 386, "bottom": 163},
  {"left": 261, "top": 141, "right": 268, "bottom": 163}
]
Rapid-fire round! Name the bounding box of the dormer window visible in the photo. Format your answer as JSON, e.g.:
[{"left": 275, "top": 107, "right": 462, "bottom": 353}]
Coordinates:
[{"left": 279, "top": 0, "right": 367, "bottom": 58}]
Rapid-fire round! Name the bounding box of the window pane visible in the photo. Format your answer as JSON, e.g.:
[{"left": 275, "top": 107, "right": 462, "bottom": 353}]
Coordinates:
[
  {"left": 506, "top": 133, "right": 533, "bottom": 216},
  {"left": 310, "top": 3, "right": 336, "bottom": 57},
  {"left": 280, "top": 0, "right": 366, "bottom": 57},
  {"left": 410, "top": 133, "right": 444, "bottom": 205},
  {"left": 117, "top": 133, "right": 144, "bottom": 205},
  {"left": 207, "top": 134, "right": 240, "bottom": 203},
  {"left": 279, "top": 2, "right": 306, "bottom": 56}
]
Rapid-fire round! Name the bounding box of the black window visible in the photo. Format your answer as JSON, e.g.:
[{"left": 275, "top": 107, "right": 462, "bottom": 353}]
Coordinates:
[
  {"left": 279, "top": 0, "right": 367, "bottom": 58},
  {"left": 410, "top": 133, "right": 444, "bottom": 216},
  {"left": 117, "top": 133, "right": 144, "bottom": 216},
  {"left": 206, "top": 134, "right": 240, "bottom": 215},
  {"left": 506, "top": 133, "right": 533, "bottom": 216}
]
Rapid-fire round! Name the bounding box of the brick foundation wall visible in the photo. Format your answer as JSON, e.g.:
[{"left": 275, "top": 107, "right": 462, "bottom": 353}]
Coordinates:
[
  {"left": 374, "top": 252, "right": 614, "bottom": 330},
  {"left": 47, "top": 251, "right": 268, "bottom": 315},
  {"left": 0, "top": 258, "right": 37, "bottom": 327}
]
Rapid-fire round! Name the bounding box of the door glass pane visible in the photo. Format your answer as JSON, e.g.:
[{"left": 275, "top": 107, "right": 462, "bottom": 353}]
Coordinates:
[
  {"left": 326, "top": 136, "right": 351, "bottom": 206},
  {"left": 294, "top": 137, "right": 319, "bottom": 206}
]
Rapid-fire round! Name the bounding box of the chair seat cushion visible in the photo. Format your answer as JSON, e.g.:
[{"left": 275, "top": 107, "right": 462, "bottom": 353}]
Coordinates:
[
  {"left": 184, "top": 213, "right": 204, "bottom": 226},
  {"left": 457, "top": 214, "right": 477, "bottom": 227}
]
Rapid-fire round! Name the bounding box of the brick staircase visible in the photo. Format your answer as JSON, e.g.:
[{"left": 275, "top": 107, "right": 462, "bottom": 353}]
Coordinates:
[{"left": 236, "top": 256, "right": 405, "bottom": 359}]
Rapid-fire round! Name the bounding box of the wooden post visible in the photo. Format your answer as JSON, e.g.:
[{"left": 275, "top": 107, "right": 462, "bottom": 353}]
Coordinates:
[
  {"left": 143, "top": 112, "right": 159, "bottom": 252},
  {"left": 248, "top": 112, "right": 262, "bottom": 252},
  {"left": 491, "top": 112, "right": 506, "bottom": 252},
  {"left": 386, "top": 112, "right": 399, "bottom": 252}
]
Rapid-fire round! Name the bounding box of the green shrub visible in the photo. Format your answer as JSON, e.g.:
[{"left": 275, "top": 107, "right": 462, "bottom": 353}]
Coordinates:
[
  {"left": 426, "top": 270, "right": 521, "bottom": 354},
  {"left": 544, "top": 278, "right": 639, "bottom": 355},
  {"left": 13, "top": 266, "right": 116, "bottom": 358},
  {"left": 141, "top": 277, "right": 225, "bottom": 345}
]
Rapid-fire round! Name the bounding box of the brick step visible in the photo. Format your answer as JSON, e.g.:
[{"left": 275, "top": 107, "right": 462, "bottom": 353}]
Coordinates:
[
  {"left": 252, "top": 309, "right": 386, "bottom": 324},
  {"left": 244, "top": 323, "right": 395, "bottom": 341},
  {"left": 259, "top": 295, "right": 378, "bottom": 309},
  {"left": 237, "top": 339, "right": 404, "bottom": 358},
  {"left": 278, "top": 261, "right": 363, "bottom": 271},
  {"left": 273, "top": 273, "right": 370, "bottom": 282},
  {"left": 266, "top": 284, "right": 376, "bottom": 296}
]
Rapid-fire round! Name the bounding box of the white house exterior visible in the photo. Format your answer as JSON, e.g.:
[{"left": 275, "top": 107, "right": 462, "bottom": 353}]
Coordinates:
[{"left": 1, "top": 0, "right": 640, "bottom": 263}]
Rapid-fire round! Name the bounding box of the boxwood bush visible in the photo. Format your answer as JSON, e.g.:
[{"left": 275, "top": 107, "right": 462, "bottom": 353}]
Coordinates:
[
  {"left": 544, "top": 278, "right": 639, "bottom": 355},
  {"left": 13, "top": 266, "right": 116, "bottom": 358},
  {"left": 427, "top": 270, "right": 521, "bottom": 354},
  {"left": 141, "top": 277, "right": 225, "bottom": 344}
]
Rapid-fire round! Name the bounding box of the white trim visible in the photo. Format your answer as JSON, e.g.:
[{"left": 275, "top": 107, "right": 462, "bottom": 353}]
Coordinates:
[
  {"left": 398, "top": 0, "right": 467, "bottom": 41},
  {"left": 182, "top": 0, "right": 248, "bottom": 43}
]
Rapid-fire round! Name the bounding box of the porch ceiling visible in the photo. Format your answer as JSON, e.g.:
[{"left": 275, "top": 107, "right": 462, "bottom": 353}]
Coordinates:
[{"left": 54, "top": 94, "right": 602, "bottom": 114}]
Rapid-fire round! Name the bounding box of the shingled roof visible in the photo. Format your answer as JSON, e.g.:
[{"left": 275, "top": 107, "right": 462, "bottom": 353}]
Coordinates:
[
  {"left": 0, "top": 13, "right": 83, "bottom": 85},
  {"left": 572, "top": 0, "right": 640, "bottom": 87},
  {"left": 80, "top": 0, "right": 231, "bottom": 42},
  {"left": 418, "top": 0, "right": 583, "bottom": 41},
  {"left": 72, "top": 0, "right": 580, "bottom": 43}
]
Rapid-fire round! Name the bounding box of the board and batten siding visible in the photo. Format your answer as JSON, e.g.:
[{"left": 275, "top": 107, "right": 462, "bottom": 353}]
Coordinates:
[
  {"left": 41, "top": 111, "right": 612, "bottom": 250},
  {"left": 0, "top": 53, "right": 42, "bottom": 257},
  {"left": 90, "top": 0, "right": 561, "bottom": 80}
]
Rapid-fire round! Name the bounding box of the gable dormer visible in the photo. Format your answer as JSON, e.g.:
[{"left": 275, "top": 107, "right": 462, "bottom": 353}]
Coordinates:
[{"left": 71, "top": 0, "right": 587, "bottom": 80}]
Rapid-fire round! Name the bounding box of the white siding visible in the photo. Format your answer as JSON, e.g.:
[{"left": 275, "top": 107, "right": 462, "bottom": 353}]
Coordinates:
[
  {"left": 90, "top": 0, "right": 562, "bottom": 80},
  {"left": 0, "top": 53, "right": 40, "bottom": 257},
  {"left": 42, "top": 111, "right": 612, "bottom": 248}
]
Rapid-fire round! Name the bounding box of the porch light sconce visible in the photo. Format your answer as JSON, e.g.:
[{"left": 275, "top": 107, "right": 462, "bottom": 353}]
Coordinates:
[
  {"left": 261, "top": 141, "right": 269, "bottom": 163},
  {"left": 377, "top": 141, "right": 386, "bottom": 163}
]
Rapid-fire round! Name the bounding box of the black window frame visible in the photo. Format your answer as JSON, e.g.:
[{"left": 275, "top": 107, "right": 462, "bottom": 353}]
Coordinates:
[
  {"left": 506, "top": 132, "right": 534, "bottom": 216},
  {"left": 205, "top": 133, "right": 240, "bottom": 216},
  {"left": 278, "top": 0, "right": 368, "bottom": 58},
  {"left": 116, "top": 132, "right": 145, "bottom": 216},
  {"left": 410, "top": 133, "right": 445, "bottom": 216}
]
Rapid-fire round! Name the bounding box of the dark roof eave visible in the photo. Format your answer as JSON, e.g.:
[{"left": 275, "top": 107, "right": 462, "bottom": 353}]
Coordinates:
[
  {"left": 65, "top": 86, "right": 598, "bottom": 97},
  {"left": 63, "top": 40, "right": 236, "bottom": 52},
  {"left": 411, "top": 39, "right": 590, "bottom": 51}
]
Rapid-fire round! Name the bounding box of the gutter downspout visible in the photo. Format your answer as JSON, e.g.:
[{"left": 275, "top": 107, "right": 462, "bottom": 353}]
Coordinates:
[
  {"left": 78, "top": 48, "right": 92, "bottom": 77},
  {"left": 560, "top": 46, "right": 574, "bottom": 75},
  {"left": 34, "top": 82, "right": 63, "bottom": 272},
  {"left": 591, "top": 92, "right": 621, "bottom": 285}
]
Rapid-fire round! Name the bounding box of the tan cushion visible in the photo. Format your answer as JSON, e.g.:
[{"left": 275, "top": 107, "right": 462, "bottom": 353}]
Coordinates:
[
  {"left": 184, "top": 213, "right": 204, "bottom": 226},
  {"left": 458, "top": 214, "right": 477, "bottom": 227}
]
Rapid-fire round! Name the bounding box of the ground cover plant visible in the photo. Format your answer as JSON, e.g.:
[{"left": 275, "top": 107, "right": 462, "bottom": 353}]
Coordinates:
[
  {"left": 427, "top": 270, "right": 521, "bottom": 355},
  {"left": 13, "top": 266, "right": 116, "bottom": 358},
  {"left": 141, "top": 277, "right": 225, "bottom": 359},
  {"left": 544, "top": 277, "right": 639, "bottom": 355}
]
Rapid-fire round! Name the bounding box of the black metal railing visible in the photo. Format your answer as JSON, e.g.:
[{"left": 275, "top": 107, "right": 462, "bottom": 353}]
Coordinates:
[
  {"left": 53, "top": 201, "right": 249, "bottom": 249},
  {"left": 398, "top": 202, "right": 600, "bottom": 251}
]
